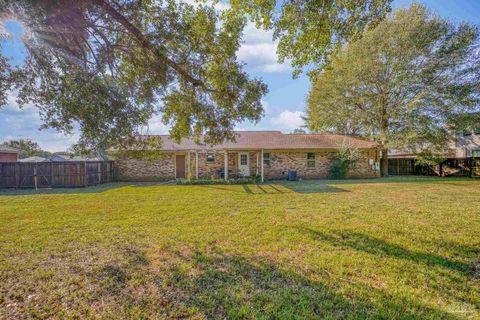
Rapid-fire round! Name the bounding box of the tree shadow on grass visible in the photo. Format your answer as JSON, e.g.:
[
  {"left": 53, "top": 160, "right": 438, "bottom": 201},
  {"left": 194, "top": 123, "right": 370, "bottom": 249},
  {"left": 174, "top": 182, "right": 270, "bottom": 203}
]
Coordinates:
[
  {"left": 0, "top": 182, "right": 175, "bottom": 196},
  {"left": 92, "top": 245, "right": 458, "bottom": 319},
  {"left": 301, "top": 228, "right": 470, "bottom": 274}
]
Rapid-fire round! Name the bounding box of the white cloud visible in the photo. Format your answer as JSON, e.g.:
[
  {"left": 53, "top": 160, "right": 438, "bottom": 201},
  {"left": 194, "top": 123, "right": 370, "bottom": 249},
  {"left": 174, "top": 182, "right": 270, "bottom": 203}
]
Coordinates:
[
  {"left": 181, "top": 2, "right": 290, "bottom": 73},
  {"left": 146, "top": 114, "right": 170, "bottom": 135},
  {"left": 181, "top": 0, "right": 230, "bottom": 11},
  {"left": 238, "top": 22, "right": 291, "bottom": 73},
  {"left": 0, "top": 93, "right": 79, "bottom": 152},
  {"left": 271, "top": 110, "right": 305, "bottom": 131}
]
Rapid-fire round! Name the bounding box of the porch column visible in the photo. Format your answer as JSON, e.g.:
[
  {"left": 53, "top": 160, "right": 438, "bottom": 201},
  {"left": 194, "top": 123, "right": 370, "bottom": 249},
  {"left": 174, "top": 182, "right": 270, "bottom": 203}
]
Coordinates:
[
  {"left": 187, "top": 151, "right": 191, "bottom": 180},
  {"left": 256, "top": 151, "right": 259, "bottom": 175},
  {"left": 195, "top": 151, "right": 199, "bottom": 179},
  {"left": 261, "top": 149, "right": 264, "bottom": 183},
  {"left": 224, "top": 150, "right": 228, "bottom": 180}
]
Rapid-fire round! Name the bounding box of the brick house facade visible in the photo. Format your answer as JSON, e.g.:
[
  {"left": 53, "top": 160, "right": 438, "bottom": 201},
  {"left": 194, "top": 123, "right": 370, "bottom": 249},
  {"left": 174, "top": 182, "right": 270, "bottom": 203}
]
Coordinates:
[{"left": 114, "top": 131, "right": 380, "bottom": 181}]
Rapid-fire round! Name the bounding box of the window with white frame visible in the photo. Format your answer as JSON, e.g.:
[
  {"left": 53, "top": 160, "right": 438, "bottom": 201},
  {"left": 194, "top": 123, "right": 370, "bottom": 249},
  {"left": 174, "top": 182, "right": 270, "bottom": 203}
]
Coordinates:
[
  {"left": 240, "top": 154, "right": 248, "bottom": 165},
  {"left": 307, "top": 153, "right": 315, "bottom": 168},
  {"left": 206, "top": 152, "right": 215, "bottom": 162},
  {"left": 263, "top": 153, "right": 270, "bottom": 166}
]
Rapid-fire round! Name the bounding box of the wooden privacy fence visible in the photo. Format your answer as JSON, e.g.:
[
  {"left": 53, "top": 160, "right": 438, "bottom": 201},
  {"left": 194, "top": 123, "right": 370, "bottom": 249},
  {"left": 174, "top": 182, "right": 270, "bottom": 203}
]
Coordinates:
[{"left": 0, "top": 161, "right": 114, "bottom": 188}]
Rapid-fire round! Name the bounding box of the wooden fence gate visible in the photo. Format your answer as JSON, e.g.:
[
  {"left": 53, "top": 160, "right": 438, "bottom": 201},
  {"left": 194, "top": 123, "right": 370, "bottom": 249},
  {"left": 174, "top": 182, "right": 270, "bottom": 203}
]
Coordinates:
[{"left": 0, "top": 161, "right": 114, "bottom": 188}]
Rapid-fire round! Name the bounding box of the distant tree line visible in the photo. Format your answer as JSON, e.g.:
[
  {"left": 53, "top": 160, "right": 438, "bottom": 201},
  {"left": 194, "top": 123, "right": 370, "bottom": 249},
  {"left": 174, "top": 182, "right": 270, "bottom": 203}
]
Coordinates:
[{"left": 1, "top": 139, "right": 52, "bottom": 159}]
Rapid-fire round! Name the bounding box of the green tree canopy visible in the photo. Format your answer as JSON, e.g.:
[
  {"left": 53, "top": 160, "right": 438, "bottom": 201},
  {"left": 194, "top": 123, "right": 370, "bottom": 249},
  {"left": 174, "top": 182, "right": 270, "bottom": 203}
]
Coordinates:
[
  {"left": 307, "top": 4, "right": 480, "bottom": 175},
  {"left": 1, "top": 139, "right": 52, "bottom": 159},
  {"left": 0, "top": 0, "right": 391, "bottom": 152}
]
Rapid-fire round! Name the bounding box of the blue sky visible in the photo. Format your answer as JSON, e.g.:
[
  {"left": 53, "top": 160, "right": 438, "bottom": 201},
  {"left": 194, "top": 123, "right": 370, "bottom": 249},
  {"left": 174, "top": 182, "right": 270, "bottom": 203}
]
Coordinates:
[{"left": 1, "top": 0, "right": 479, "bottom": 151}]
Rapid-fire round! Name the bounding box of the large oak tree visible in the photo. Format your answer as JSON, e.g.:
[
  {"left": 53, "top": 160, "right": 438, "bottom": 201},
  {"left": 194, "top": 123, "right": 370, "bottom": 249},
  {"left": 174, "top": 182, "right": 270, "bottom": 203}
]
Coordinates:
[
  {"left": 307, "top": 4, "right": 480, "bottom": 175},
  {"left": 0, "top": 0, "right": 391, "bottom": 153}
]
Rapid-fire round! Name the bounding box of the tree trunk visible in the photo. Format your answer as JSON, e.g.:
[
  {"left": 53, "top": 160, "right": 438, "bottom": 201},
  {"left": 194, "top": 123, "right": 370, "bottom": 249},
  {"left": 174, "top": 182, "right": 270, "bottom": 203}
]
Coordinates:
[{"left": 381, "top": 148, "right": 389, "bottom": 176}]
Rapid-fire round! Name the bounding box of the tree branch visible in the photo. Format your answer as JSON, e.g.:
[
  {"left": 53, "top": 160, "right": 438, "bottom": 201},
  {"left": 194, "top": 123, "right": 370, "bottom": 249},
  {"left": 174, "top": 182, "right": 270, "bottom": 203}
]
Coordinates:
[{"left": 91, "top": 0, "right": 207, "bottom": 89}]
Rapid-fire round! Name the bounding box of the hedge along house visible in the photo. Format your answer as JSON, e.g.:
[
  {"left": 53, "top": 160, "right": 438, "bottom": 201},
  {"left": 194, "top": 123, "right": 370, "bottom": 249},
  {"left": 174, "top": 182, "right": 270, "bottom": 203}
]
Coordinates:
[{"left": 115, "top": 131, "right": 381, "bottom": 182}]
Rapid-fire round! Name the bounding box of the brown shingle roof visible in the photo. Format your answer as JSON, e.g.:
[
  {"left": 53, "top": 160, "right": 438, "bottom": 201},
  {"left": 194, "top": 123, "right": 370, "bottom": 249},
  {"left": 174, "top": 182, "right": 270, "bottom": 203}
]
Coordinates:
[{"left": 142, "top": 131, "right": 377, "bottom": 151}]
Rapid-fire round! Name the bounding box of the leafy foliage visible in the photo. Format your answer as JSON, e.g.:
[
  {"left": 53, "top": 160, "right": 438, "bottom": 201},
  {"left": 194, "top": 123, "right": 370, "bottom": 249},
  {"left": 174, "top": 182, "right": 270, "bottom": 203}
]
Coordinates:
[
  {"left": 0, "top": 0, "right": 392, "bottom": 153},
  {"left": 1, "top": 139, "right": 52, "bottom": 158},
  {"left": 328, "top": 140, "right": 360, "bottom": 179},
  {"left": 230, "top": 0, "right": 392, "bottom": 77},
  {"left": 307, "top": 4, "right": 480, "bottom": 175},
  {"left": 1, "top": 0, "right": 267, "bottom": 152}
]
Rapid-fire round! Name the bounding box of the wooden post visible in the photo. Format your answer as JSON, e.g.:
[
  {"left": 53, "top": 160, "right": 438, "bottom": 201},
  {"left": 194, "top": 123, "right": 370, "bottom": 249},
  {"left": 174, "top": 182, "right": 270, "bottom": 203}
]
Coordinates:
[
  {"left": 439, "top": 162, "right": 443, "bottom": 177},
  {"left": 224, "top": 150, "right": 228, "bottom": 180},
  {"left": 261, "top": 149, "right": 264, "bottom": 183},
  {"left": 15, "top": 162, "right": 20, "bottom": 188},
  {"left": 33, "top": 165, "right": 38, "bottom": 190},
  {"left": 83, "top": 162, "right": 88, "bottom": 187},
  {"left": 50, "top": 162, "right": 54, "bottom": 187},
  {"left": 397, "top": 159, "right": 400, "bottom": 176}
]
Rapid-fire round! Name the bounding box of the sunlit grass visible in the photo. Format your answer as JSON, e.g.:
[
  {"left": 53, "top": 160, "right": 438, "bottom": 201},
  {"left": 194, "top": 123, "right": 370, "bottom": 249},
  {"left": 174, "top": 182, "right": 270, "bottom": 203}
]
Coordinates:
[{"left": 1, "top": 177, "right": 479, "bottom": 319}]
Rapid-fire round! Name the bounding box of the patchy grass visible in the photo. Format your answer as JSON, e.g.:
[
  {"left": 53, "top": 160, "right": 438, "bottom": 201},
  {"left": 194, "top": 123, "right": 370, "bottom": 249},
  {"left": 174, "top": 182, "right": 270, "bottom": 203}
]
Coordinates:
[{"left": 1, "top": 177, "right": 479, "bottom": 319}]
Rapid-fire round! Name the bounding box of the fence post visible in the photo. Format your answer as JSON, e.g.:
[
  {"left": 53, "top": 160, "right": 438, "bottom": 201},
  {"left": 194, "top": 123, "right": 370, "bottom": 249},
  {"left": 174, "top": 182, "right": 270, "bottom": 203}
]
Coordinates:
[
  {"left": 83, "top": 162, "right": 87, "bottom": 187},
  {"left": 51, "top": 162, "right": 54, "bottom": 187},
  {"left": 15, "top": 162, "right": 20, "bottom": 188},
  {"left": 34, "top": 164, "right": 38, "bottom": 190}
]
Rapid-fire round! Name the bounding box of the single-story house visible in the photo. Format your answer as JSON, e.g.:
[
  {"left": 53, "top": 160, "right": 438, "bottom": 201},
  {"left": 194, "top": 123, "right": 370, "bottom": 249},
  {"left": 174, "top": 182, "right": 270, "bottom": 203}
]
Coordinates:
[
  {"left": 115, "top": 131, "right": 380, "bottom": 181},
  {"left": 0, "top": 146, "right": 20, "bottom": 162}
]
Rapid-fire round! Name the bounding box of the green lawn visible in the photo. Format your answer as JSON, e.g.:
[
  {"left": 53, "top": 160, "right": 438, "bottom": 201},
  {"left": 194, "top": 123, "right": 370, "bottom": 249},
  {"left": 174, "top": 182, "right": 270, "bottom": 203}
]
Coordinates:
[{"left": 1, "top": 177, "right": 479, "bottom": 319}]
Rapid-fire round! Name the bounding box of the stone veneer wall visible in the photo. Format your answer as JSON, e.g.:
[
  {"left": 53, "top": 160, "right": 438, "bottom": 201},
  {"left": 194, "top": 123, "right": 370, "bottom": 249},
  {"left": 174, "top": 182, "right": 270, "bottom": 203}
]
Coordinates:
[
  {"left": 115, "top": 149, "right": 379, "bottom": 181},
  {"left": 263, "top": 150, "right": 379, "bottom": 180},
  {"left": 115, "top": 153, "right": 176, "bottom": 181}
]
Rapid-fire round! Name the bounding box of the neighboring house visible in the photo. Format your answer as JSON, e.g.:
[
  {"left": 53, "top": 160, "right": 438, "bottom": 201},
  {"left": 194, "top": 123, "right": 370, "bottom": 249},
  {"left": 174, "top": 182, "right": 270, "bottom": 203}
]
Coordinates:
[
  {"left": 49, "top": 154, "right": 102, "bottom": 162},
  {"left": 50, "top": 154, "right": 70, "bottom": 162},
  {"left": 0, "top": 146, "right": 20, "bottom": 162},
  {"left": 114, "top": 131, "right": 380, "bottom": 181},
  {"left": 454, "top": 129, "right": 480, "bottom": 158},
  {"left": 19, "top": 156, "right": 49, "bottom": 163},
  {"left": 388, "top": 128, "right": 480, "bottom": 176}
]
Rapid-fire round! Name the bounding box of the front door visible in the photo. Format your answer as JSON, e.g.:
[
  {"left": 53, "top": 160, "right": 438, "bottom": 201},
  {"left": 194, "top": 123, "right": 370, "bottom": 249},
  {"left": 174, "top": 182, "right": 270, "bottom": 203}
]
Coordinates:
[
  {"left": 238, "top": 152, "right": 250, "bottom": 177},
  {"left": 176, "top": 154, "right": 186, "bottom": 179}
]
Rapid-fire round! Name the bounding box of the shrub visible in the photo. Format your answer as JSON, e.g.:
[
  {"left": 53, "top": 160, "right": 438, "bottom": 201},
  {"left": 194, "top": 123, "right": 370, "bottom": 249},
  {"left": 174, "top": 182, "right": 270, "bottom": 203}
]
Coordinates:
[{"left": 329, "top": 140, "right": 360, "bottom": 179}]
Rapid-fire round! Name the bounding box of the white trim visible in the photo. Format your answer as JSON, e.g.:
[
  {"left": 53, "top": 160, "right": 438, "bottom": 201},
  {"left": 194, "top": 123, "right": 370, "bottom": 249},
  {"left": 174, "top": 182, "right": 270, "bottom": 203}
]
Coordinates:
[
  {"left": 224, "top": 150, "right": 229, "bottom": 180},
  {"left": 261, "top": 149, "right": 264, "bottom": 183},
  {"left": 187, "top": 151, "right": 191, "bottom": 180},
  {"left": 238, "top": 152, "right": 250, "bottom": 177},
  {"left": 174, "top": 153, "right": 177, "bottom": 179},
  {"left": 195, "top": 152, "right": 199, "bottom": 179}
]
